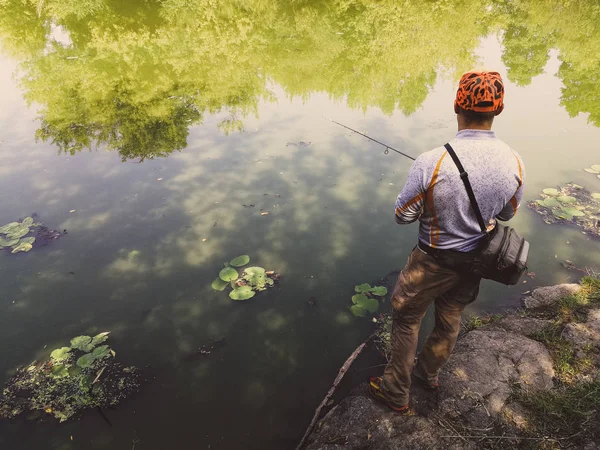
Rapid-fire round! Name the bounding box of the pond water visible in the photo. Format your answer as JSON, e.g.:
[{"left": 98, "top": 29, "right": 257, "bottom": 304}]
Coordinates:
[{"left": 1, "top": 1, "right": 600, "bottom": 449}]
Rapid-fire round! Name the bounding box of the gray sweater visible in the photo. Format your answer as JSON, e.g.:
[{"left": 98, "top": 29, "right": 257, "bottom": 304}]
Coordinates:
[{"left": 395, "top": 129, "right": 525, "bottom": 251}]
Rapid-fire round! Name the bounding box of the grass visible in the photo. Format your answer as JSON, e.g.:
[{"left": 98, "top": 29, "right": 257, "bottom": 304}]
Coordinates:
[
  {"left": 508, "top": 276, "right": 600, "bottom": 447},
  {"left": 512, "top": 379, "right": 600, "bottom": 442},
  {"left": 461, "top": 313, "right": 503, "bottom": 333},
  {"left": 528, "top": 324, "right": 594, "bottom": 383}
]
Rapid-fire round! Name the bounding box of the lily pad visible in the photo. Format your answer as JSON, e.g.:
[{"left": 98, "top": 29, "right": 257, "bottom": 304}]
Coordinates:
[
  {"left": 229, "top": 286, "right": 256, "bottom": 300},
  {"left": 369, "top": 286, "right": 388, "bottom": 296},
  {"left": 350, "top": 305, "right": 367, "bottom": 317},
  {"left": 50, "top": 365, "right": 69, "bottom": 378},
  {"left": 211, "top": 277, "right": 229, "bottom": 291},
  {"left": 356, "top": 296, "right": 379, "bottom": 313},
  {"left": 557, "top": 196, "right": 577, "bottom": 204},
  {"left": 76, "top": 353, "right": 96, "bottom": 369},
  {"left": 0, "top": 222, "right": 19, "bottom": 234},
  {"left": 91, "top": 332, "right": 110, "bottom": 346},
  {"left": 553, "top": 210, "right": 573, "bottom": 220},
  {"left": 542, "top": 188, "right": 560, "bottom": 196},
  {"left": 592, "top": 165, "right": 600, "bottom": 172},
  {"left": 70, "top": 336, "right": 93, "bottom": 351},
  {"left": 543, "top": 198, "right": 561, "bottom": 208},
  {"left": 584, "top": 168, "right": 600, "bottom": 174},
  {"left": 21, "top": 217, "right": 34, "bottom": 227},
  {"left": 6, "top": 225, "right": 30, "bottom": 240},
  {"left": 11, "top": 242, "right": 33, "bottom": 253},
  {"left": 91, "top": 345, "right": 111, "bottom": 359},
  {"left": 0, "top": 237, "right": 20, "bottom": 247},
  {"left": 354, "top": 283, "right": 372, "bottom": 293},
  {"left": 229, "top": 255, "right": 250, "bottom": 267},
  {"left": 561, "top": 207, "right": 585, "bottom": 217},
  {"left": 50, "top": 347, "right": 71, "bottom": 363},
  {"left": 219, "top": 267, "right": 239, "bottom": 282},
  {"left": 351, "top": 294, "right": 368, "bottom": 305}
]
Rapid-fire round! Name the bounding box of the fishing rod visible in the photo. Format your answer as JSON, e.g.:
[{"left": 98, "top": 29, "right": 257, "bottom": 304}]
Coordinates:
[{"left": 324, "top": 117, "right": 416, "bottom": 161}]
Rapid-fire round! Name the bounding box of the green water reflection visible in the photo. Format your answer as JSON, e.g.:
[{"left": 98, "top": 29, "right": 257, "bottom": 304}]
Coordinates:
[{"left": 1, "top": 0, "right": 599, "bottom": 161}]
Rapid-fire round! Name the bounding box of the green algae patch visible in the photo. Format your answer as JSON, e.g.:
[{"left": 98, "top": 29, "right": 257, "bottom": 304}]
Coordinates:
[{"left": 0, "top": 333, "right": 139, "bottom": 422}]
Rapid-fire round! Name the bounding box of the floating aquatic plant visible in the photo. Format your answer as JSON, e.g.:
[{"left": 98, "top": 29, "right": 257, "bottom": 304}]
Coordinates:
[
  {"left": 210, "top": 255, "right": 280, "bottom": 301},
  {"left": 350, "top": 305, "right": 367, "bottom": 317},
  {"left": 211, "top": 277, "right": 229, "bottom": 291},
  {"left": 0, "top": 332, "right": 139, "bottom": 422},
  {"left": 354, "top": 283, "right": 372, "bottom": 294},
  {"left": 242, "top": 266, "right": 274, "bottom": 291},
  {"left": 542, "top": 188, "right": 560, "bottom": 196},
  {"left": 230, "top": 255, "right": 250, "bottom": 267},
  {"left": 528, "top": 183, "right": 600, "bottom": 238},
  {"left": 583, "top": 164, "right": 600, "bottom": 174},
  {"left": 369, "top": 286, "right": 388, "bottom": 297},
  {"left": 229, "top": 286, "right": 256, "bottom": 301},
  {"left": 349, "top": 283, "right": 388, "bottom": 317},
  {"left": 219, "top": 267, "right": 239, "bottom": 282},
  {"left": 0, "top": 216, "right": 62, "bottom": 254}
]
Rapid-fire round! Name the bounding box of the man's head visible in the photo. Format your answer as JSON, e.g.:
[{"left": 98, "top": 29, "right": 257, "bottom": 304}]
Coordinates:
[{"left": 454, "top": 71, "right": 504, "bottom": 128}]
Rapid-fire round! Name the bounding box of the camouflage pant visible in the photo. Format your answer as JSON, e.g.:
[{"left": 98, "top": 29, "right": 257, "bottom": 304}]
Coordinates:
[{"left": 380, "top": 245, "right": 481, "bottom": 406}]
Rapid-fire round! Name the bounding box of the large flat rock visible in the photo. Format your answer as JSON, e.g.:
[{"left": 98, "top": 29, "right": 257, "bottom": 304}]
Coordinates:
[{"left": 306, "top": 325, "right": 555, "bottom": 450}]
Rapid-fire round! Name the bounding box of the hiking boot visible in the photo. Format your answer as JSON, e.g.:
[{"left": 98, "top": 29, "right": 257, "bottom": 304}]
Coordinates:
[
  {"left": 368, "top": 377, "right": 412, "bottom": 415},
  {"left": 412, "top": 368, "right": 439, "bottom": 390}
]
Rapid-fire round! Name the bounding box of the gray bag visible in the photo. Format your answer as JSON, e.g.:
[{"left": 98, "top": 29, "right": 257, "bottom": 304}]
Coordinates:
[{"left": 444, "top": 143, "right": 529, "bottom": 285}]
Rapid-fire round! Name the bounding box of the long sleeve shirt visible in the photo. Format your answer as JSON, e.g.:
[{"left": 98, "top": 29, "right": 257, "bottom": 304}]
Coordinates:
[{"left": 395, "top": 129, "right": 525, "bottom": 252}]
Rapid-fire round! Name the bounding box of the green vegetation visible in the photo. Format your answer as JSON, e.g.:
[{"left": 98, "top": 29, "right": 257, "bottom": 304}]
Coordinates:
[
  {"left": 528, "top": 183, "right": 600, "bottom": 237},
  {"left": 211, "top": 255, "right": 279, "bottom": 301},
  {"left": 349, "top": 283, "right": 387, "bottom": 317},
  {"left": 242, "top": 267, "right": 274, "bottom": 292},
  {"left": 461, "top": 313, "right": 503, "bottom": 333},
  {"left": 0, "top": 217, "right": 40, "bottom": 253},
  {"left": 512, "top": 379, "right": 600, "bottom": 444},
  {"left": 1, "top": 1, "right": 600, "bottom": 160},
  {"left": 0, "top": 332, "right": 139, "bottom": 422},
  {"left": 374, "top": 313, "right": 393, "bottom": 361},
  {"left": 510, "top": 277, "right": 600, "bottom": 447}
]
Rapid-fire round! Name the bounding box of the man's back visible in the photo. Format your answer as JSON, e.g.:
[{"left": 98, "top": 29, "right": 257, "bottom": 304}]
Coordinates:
[{"left": 395, "top": 129, "right": 525, "bottom": 251}]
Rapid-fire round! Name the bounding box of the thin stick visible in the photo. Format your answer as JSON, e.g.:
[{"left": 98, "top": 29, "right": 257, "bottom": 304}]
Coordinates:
[
  {"left": 92, "top": 366, "right": 106, "bottom": 385},
  {"left": 348, "top": 363, "right": 387, "bottom": 373},
  {"left": 295, "top": 335, "right": 373, "bottom": 450},
  {"left": 324, "top": 117, "right": 416, "bottom": 161},
  {"left": 440, "top": 435, "right": 556, "bottom": 441}
]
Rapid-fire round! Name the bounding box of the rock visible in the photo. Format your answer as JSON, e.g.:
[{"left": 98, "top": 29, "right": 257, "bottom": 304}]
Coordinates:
[
  {"left": 306, "top": 327, "right": 554, "bottom": 450},
  {"left": 436, "top": 330, "right": 554, "bottom": 429},
  {"left": 563, "top": 308, "right": 600, "bottom": 363},
  {"left": 523, "top": 283, "right": 581, "bottom": 309},
  {"left": 305, "top": 384, "right": 475, "bottom": 450},
  {"left": 486, "top": 315, "right": 551, "bottom": 336},
  {"left": 304, "top": 283, "right": 599, "bottom": 450}
]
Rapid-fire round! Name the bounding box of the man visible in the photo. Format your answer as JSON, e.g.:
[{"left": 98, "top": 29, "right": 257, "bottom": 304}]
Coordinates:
[{"left": 369, "top": 71, "right": 525, "bottom": 414}]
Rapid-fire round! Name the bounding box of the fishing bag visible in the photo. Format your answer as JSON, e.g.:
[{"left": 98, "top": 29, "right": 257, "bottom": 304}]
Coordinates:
[{"left": 444, "top": 143, "right": 529, "bottom": 285}]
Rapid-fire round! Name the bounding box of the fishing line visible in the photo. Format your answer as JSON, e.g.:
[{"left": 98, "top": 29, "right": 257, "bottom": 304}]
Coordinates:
[{"left": 324, "top": 117, "right": 416, "bottom": 161}]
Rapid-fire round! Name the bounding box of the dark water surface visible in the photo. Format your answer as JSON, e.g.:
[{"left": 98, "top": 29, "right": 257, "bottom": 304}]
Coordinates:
[{"left": 1, "top": 1, "right": 600, "bottom": 449}]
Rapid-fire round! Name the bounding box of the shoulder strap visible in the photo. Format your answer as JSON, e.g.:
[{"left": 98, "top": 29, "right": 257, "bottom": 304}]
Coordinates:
[{"left": 443, "top": 143, "right": 487, "bottom": 234}]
